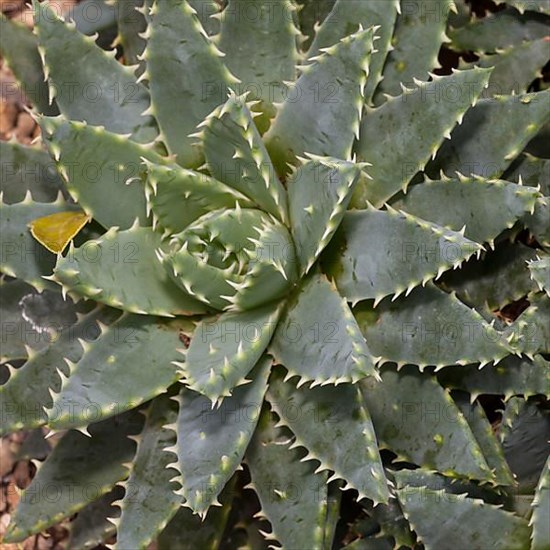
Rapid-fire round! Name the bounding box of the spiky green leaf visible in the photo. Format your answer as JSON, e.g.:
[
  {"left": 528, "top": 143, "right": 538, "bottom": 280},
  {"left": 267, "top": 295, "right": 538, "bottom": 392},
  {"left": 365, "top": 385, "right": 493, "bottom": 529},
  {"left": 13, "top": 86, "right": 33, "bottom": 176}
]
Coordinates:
[
  {"left": 218, "top": 0, "right": 299, "bottom": 125},
  {"left": 307, "top": 0, "right": 400, "bottom": 104},
  {"left": 531, "top": 455, "right": 550, "bottom": 550},
  {"left": 373, "top": 0, "right": 454, "bottom": 102},
  {"left": 361, "top": 367, "right": 495, "bottom": 481},
  {"left": 529, "top": 255, "right": 550, "bottom": 296},
  {"left": 0, "top": 280, "right": 77, "bottom": 362},
  {"left": 33, "top": 0, "right": 156, "bottom": 143},
  {"left": 437, "top": 354, "right": 550, "bottom": 400},
  {"left": 0, "top": 141, "right": 64, "bottom": 205},
  {"left": 440, "top": 241, "right": 539, "bottom": 311},
  {"left": 270, "top": 273, "right": 378, "bottom": 385},
  {"left": 288, "top": 158, "right": 360, "bottom": 275},
  {"left": 428, "top": 90, "right": 550, "bottom": 179},
  {"left": 54, "top": 226, "right": 207, "bottom": 316},
  {"left": 453, "top": 394, "right": 515, "bottom": 485},
  {"left": 265, "top": 27, "right": 374, "bottom": 172},
  {"left": 115, "top": 393, "right": 181, "bottom": 550},
  {"left": 505, "top": 293, "right": 550, "bottom": 357},
  {"left": 146, "top": 0, "right": 235, "bottom": 167},
  {"left": 0, "top": 14, "right": 57, "bottom": 114},
  {"left": 394, "top": 471, "right": 531, "bottom": 550},
  {"left": 448, "top": 8, "right": 550, "bottom": 52},
  {"left": 326, "top": 208, "right": 482, "bottom": 305},
  {"left": 0, "top": 306, "right": 120, "bottom": 435},
  {"left": 40, "top": 116, "right": 165, "bottom": 230},
  {"left": 524, "top": 196, "right": 550, "bottom": 248},
  {"left": 175, "top": 357, "right": 270, "bottom": 515},
  {"left": 4, "top": 411, "right": 142, "bottom": 543},
  {"left": 46, "top": 314, "right": 190, "bottom": 430},
  {"left": 201, "top": 95, "right": 289, "bottom": 223},
  {"left": 246, "top": 409, "right": 335, "bottom": 549},
  {"left": 393, "top": 177, "right": 539, "bottom": 245},
  {"left": 268, "top": 375, "right": 390, "bottom": 504},
  {"left": 354, "top": 284, "right": 511, "bottom": 369},
  {"left": 184, "top": 304, "right": 280, "bottom": 402},
  {"left": 145, "top": 161, "right": 255, "bottom": 235},
  {"left": 68, "top": 486, "right": 122, "bottom": 550},
  {"left": 354, "top": 68, "right": 492, "bottom": 207},
  {"left": 461, "top": 39, "right": 549, "bottom": 97}
]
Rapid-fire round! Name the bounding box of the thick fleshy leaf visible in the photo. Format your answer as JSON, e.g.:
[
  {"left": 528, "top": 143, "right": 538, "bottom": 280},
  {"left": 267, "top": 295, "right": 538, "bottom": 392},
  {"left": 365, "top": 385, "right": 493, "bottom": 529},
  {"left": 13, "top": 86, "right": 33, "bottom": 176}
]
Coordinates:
[
  {"left": 46, "top": 314, "right": 190, "bottom": 430},
  {"left": 394, "top": 472, "right": 532, "bottom": 550},
  {"left": 115, "top": 0, "right": 148, "bottom": 67},
  {"left": 354, "top": 68, "right": 492, "bottom": 207},
  {"left": 145, "top": 161, "right": 255, "bottom": 235},
  {"left": 529, "top": 255, "right": 550, "bottom": 296},
  {"left": 392, "top": 177, "right": 539, "bottom": 245},
  {"left": 461, "top": 39, "right": 549, "bottom": 97},
  {"left": 438, "top": 354, "right": 550, "bottom": 400},
  {"left": 448, "top": 7, "right": 550, "bottom": 52},
  {"left": 3, "top": 411, "right": 142, "bottom": 543},
  {"left": 501, "top": 398, "right": 550, "bottom": 491},
  {"left": 270, "top": 273, "right": 378, "bottom": 385},
  {"left": 183, "top": 304, "right": 281, "bottom": 403},
  {"left": 218, "top": 0, "right": 299, "bottom": 125},
  {"left": 0, "top": 279, "right": 78, "bottom": 363},
  {"left": 201, "top": 95, "right": 288, "bottom": 223},
  {"left": 156, "top": 485, "right": 234, "bottom": 550},
  {"left": 494, "top": 0, "right": 550, "bottom": 14},
  {"left": 453, "top": 394, "right": 515, "bottom": 485},
  {"left": 362, "top": 497, "right": 415, "bottom": 549},
  {"left": 326, "top": 208, "right": 482, "bottom": 305},
  {"left": 0, "top": 193, "right": 78, "bottom": 290},
  {"left": 505, "top": 293, "right": 550, "bottom": 357},
  {"left": 0, "top": 141, "right": 64, "bottom": 205},
  {"left": 288, "top": 158, "right": 361, "bottom": 274},
  {"left": 0, "top": 15, "right": 56, "bottom": 114},
  {"left": 68, "top": 486, "right": 122, "bottom": 550},
  {"left": 360, "top": 367, "right": 494, "bottom": 481},
  {"left": 267, "top": 375, "right": 390, "bottom": 504},
  {"left": 174, "top": 357, "right": 270, "bottom": 515},
  {"left": 265, "top": 27, "right": 374, "bottom": 172},
  {"left": 373, "top": 0, "right": 454, "bottom": 101},
  {"left": 428, "top": 90, "right": 550, "bottom": 179},
  {"left": 354, "top": 284, "right": 512, "bottom": 369},
  {"left": 115, "top": 394, "right": 181, "bottom": 550},
  {"left": 440, "top": 241, "right": 539, "bottom": 311},
  {"left": 531, "top": 455, "right": 550, "bottom": 550},
  {"left": 307, "top": 0, "right": 400, "bottom": 104},
  {"left": 33, "top": 0, "right": 157, "bottom": 143},
  {"left": 54, "top": 225, "right": 207, "bottom": 316},
  {"left": 246, "top": 410, "right": 334, "bottom": 549},
  {"left": 524, "top": 196, "right": 550, "bottom": 248},
  {"left": 164, "top": 208, "right": 297, "bottom": 312},
  {"left": 188, "top": 0, "right": 221, "bottom": 35},
  {"left": 504, "top": 153, "right": 550, "bottom": 194},
  {"left": 0, "top": 306, "right": 120, "bottom": 435},
  {"left": 296, "top": 0, "right": 335, "bottom": 50},
  {"left": 40, "top": 116, "right": 165, "bottom": 230},
  {"left": 146, "top": 0, "right": 236, "bottom": 167}
]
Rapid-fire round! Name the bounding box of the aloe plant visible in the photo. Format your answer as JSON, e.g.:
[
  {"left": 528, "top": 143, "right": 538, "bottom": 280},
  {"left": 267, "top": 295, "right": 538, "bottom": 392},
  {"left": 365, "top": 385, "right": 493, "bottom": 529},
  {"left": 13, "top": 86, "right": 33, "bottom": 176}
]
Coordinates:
[{"left": 1, "top": 0, "right": 549, "bottom": 548}]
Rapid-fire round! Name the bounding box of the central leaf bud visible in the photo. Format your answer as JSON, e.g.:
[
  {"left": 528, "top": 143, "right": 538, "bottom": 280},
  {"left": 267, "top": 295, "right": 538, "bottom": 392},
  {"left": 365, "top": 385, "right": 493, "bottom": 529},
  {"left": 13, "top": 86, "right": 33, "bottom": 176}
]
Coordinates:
[{"left": 164, "top": 208, "right": 298, "bottom": 311}]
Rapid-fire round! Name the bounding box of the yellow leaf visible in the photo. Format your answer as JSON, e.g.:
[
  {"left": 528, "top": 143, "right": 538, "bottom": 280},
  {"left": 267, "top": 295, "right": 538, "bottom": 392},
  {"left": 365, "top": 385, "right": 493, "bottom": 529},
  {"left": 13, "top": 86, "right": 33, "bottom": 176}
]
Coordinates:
[{"left": 28, "top": 211, "right": 91, "bottom": 254}]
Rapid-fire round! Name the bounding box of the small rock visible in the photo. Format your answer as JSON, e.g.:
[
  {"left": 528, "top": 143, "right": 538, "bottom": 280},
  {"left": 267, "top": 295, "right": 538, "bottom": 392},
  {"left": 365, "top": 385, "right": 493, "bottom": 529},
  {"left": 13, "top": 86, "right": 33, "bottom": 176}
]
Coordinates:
[
  {"left": 0, "top": 99, "right": 17, "bottom": 136},
  {"left": 0, "top": 438, "right": 15, "bottom": 478},
  {"left": 15, "top": 112, "right": 36, "bottom": 142}
]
